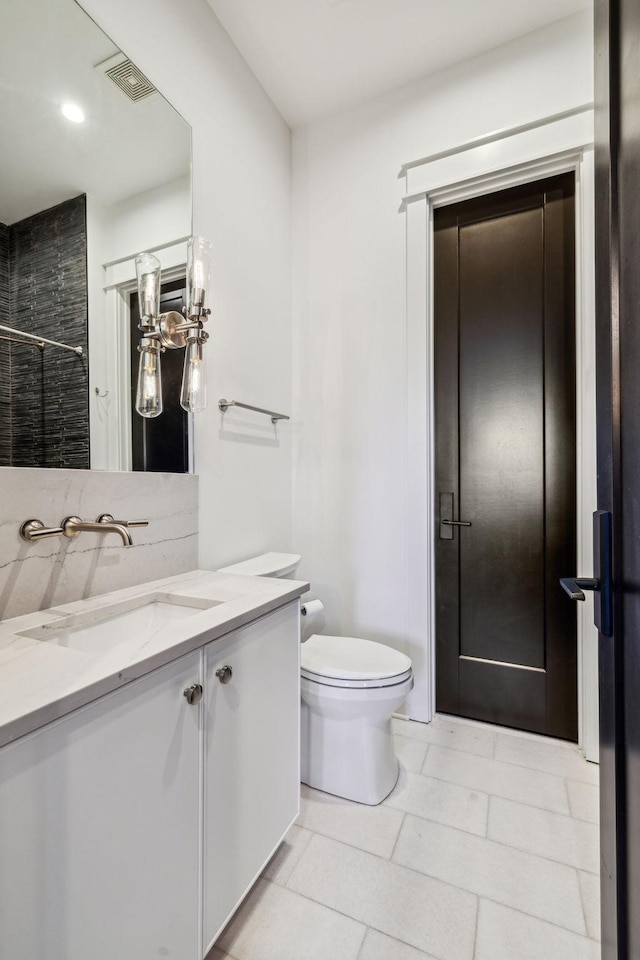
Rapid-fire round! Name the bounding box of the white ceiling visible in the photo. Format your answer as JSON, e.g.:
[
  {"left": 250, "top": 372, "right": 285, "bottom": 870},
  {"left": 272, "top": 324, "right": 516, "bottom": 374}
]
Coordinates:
[
  {"left": 208, "top": 0, "right": 591, "bottom": 127},
  {"left": 0, "top": 0, "right": 190, "bottom": 224}
]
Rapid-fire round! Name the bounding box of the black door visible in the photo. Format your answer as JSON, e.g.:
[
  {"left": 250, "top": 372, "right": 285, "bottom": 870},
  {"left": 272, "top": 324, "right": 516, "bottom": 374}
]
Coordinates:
[
  {"left": 434, "top": 175, "right": 577, "bottom": 740},
  {"left": 595, "top": 0, "right": 640, "bottom": 955},
  {"left": 130, "top": 279, "right": 190, "bottom": 473}
]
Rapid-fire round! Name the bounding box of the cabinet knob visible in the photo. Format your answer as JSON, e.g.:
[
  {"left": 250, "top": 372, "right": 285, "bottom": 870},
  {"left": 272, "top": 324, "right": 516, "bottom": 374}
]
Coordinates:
[
  {"left": 183, "top": 683, "right": 203, "bottom": 705},
  {"left": 215, "top": 665, "right": 233, "bottom": 685}
]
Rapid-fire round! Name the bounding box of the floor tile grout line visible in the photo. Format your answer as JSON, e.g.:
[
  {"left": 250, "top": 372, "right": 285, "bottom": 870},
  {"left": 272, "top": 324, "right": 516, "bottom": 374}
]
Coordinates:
[
  {"left": 297, "top": 781, "right": 598, "bottom": 871},
  {"left": 433, "top": 712, "right": 582, "bottom": 750},
  {"left": 250, "top": 876, "right": 369, "bottom": 954},
  {"left": 288, "top": 827, "right": 591, "bottom": 941},
  {"left": 355, "top": 927, "right": 366, "bottom": 960},
  {"left": 393, "top": 804, "right": 599, "bottom": 875},
  {"left": 420, "top": 744, "right": 583, "bottom": 788},
  {"left": 575, "top": 866, "right": 602, "bottom": 942},
  {"left": 485, "top": 789, "right": 600, "bottom": 827},
  {"left": 277, "top": 867, "right": 448, "bottom": 960},
  {"left": 393, "top": 720, "right": 496, "bottom": 746},
  {"left": 401, "top": 722, "right": 598, "bottom": 779},
  {"left": 399, "top": 716, "right": 597, "bottom": 766},
  {"left": 353, "top": 923, "right": 369, "bottom": 960},
  {"left": 389, "top": 837, "right": 590, "bottom": 936},
  {"left": 290, "top": 861, "right": 598, "bottom": 955},
  {"left": 405, "top": 739, "right": 496, "bottom": 760},
  {"left": 493, "top": 747, "right": 597, "bottom": 773},
  {"left": 471, "top": 895, "right": 481, "bottom": 960},
  {"left": 388, "top": 810, "right": 407, "bottom": 862},
  {"left": 474, "top": 893, "right": 599, "bottom": 943},
  {"left": 393, "top": 728, "right": 499, "bottom": 758},
  {"left": 575, "top": 864, "right": 592, "bottom": 940},
  {"left": 300, "top": 794, "right": 487, "bottom": 851},
  {"left": 294, "top": 817, "right": 405, "bottom": 862},
  {"left": 488, "top": 750, "right": 599, "bottom": 784},
  {"left": 413, "top": 765, "right": 570, "bottom": 818},
  {"left": 428, "top": 713, "right": 500, "bottom": 737},
  {"left": 411, "top": 733, "right": 598, "bottom": 780}
]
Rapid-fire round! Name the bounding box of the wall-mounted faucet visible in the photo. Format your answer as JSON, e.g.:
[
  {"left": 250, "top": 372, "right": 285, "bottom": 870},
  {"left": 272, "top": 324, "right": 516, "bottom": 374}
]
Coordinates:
[
  {"left": 20, "top": 515, "right": 149, "bottom": 547},
  {"left": 62, "top": 516, "right": 133, "bottom": 547}
]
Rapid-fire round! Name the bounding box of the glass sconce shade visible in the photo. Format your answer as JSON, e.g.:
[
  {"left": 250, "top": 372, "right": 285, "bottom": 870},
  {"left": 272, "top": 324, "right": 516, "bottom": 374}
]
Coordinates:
[
  {"left": 180, "top": 337, "right": 207, "bottom": 413},
  {"left": 133, "top": 237, "right": 212, "bottom": 419},
  {"left": 186, "top": 236, "right": 213, "bottom": 315},
  {"left": 135, "top": 339, "right": 163, "bottom": 418},
  {"left": 135, "top": 252, "right": 162, "bottom": 322}
]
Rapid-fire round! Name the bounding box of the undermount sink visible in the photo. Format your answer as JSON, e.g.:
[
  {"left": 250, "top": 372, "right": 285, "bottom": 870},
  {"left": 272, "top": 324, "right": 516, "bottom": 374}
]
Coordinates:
[{"left": 19, "top": 593, "right": 219, "bottom": 654}]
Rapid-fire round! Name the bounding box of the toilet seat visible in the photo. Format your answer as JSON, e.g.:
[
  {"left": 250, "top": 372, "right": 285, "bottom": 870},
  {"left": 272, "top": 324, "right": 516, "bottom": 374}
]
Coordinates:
[
  {"left": 301, "top": 634, "right": 412, "bottom": 689},
  {"left": 301, "top": 668, "right": 413, "bottom": 689}
]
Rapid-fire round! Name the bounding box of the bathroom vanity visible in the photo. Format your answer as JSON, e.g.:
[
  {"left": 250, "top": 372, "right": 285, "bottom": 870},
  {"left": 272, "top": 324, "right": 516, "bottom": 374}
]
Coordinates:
[{"left": 0, "top": 569, "right": 308, "bottom": 959}]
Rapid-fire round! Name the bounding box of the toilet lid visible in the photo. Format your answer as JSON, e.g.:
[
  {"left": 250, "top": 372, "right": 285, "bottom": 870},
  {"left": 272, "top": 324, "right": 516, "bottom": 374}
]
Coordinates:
[{"left": 301, "top": 634, "right": 412, "bottom": 682}]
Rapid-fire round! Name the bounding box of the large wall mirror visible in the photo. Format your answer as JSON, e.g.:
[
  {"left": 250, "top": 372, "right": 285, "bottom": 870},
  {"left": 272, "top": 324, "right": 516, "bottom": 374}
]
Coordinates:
[{"left": 0, "top": 0, "right": 192, "bottom": 472}]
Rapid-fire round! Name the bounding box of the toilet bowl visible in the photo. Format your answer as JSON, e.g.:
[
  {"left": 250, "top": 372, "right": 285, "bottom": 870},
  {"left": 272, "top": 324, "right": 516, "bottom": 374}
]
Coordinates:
[
  {"left": 301, "top": 633, "right": 413, "bottom": 804},
  {"left": 217, "top": 553, "right": 413, "bottom": 805}
]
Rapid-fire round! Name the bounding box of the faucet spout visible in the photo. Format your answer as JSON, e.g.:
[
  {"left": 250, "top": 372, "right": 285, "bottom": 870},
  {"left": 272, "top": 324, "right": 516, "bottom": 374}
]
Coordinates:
[{"left": 62, "top": 517, "right": 133, "bottom": 547}]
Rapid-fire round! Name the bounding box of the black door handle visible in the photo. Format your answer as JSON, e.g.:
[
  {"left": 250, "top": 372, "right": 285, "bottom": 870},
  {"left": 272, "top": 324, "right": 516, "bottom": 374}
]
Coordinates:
[
  {"left": 439, "top": 493, "right": 472, "bottom": 539},
  {"left": 559, "top": 511, "right": 612, "bottom": 636},
  {"left": 560, "top": 577, "right": 599, "bottom": 601}
]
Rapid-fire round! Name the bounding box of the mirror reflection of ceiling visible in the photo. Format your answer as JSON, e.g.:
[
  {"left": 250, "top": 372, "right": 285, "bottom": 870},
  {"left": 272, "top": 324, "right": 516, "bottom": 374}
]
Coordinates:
[{"left": 0, "top": 0, "right": 190, "bottom": 224}]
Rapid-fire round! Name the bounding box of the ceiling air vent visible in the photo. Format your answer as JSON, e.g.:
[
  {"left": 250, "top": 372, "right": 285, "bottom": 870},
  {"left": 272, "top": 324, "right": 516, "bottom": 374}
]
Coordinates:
[{"left": 96, "top": 52, "right": 157, "bottom": 104}]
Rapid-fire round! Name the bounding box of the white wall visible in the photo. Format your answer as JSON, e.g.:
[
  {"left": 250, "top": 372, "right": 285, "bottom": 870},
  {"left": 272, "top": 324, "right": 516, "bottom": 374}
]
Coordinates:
[
  {"left": 81, "top": 0, "right": 293, "bottom": 566},
  {"left": 292, "top": 14, "right": 594, "bottom": 715},
  {"left": 98, "top": 175, "right": 191, "bottom": 266}
]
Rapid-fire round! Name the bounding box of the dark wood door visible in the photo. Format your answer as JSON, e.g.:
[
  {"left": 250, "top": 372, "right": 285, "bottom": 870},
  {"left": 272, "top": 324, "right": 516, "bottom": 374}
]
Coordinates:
[
  {"left": 595, "top": 0, "right": 640, "bottom": 955},
  {"left": 434, "top": 176, "right": 577, "bottom": 740},
  {"left": 130, "top": 279, "right": 190, "bottom": 473}
]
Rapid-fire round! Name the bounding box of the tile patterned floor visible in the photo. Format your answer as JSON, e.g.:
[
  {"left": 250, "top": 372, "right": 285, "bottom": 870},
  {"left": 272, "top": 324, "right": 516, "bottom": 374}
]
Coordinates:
[{"left": 209, "top": 714, "right": 601, "bottom": 960}]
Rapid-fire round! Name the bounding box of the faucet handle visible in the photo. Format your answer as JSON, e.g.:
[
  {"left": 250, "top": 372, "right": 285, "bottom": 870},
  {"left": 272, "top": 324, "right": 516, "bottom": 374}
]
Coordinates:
[
  {"left": 96, "top": 514, "right": 149, "bottom": 528},
  {"left": 20, "top": 519, "right": 64, "bottom": 542}
]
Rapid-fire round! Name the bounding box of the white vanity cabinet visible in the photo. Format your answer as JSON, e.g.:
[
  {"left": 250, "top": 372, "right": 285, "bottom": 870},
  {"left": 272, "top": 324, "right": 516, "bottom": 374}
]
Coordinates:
[
  {"left": 203, "top": 601, "right": 300, "bottom": 950},
  {"left": 0, "top": 597, "right": 301, "bottom": 959},
  {"left": 0, "top": 650, "right": 202, "bottom": 960}
]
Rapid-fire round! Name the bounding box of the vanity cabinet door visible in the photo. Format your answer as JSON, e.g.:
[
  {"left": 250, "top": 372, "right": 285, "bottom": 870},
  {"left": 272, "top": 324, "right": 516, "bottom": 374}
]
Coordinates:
[
  {"left": 0, "top": 651, "right": 202, "bottom": 960},
  {"left": 203, "top": 601, "right": 300, "bottom": 950}
]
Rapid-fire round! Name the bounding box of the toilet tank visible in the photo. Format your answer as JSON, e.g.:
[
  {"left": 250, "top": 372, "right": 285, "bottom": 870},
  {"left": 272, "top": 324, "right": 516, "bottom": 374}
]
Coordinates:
[{"left": 217, "top": 552, "right": 301, "bottom": 579}]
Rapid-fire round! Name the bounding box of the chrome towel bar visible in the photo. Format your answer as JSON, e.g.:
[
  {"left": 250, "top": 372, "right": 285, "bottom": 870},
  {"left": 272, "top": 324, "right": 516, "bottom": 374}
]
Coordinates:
[{"left": 218, "top": 399, "right": 289, "bottom": 424}]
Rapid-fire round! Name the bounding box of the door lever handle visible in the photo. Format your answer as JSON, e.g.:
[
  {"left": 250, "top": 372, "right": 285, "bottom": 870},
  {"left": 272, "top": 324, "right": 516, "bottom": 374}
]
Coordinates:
[
  {"left": 441, "top": 519, "right": 472, "bottom": 527},
  {"left": 559, "top": 511, "right": 612, "bottom": 636},
  {"left": 559, "top": 577, "right": 599, "bottom": 601}
]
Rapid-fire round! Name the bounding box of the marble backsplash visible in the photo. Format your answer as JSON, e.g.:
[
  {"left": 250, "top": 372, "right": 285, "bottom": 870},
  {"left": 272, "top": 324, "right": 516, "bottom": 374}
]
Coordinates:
[{"left": 0, "top": 467, "right": 198, "bottom": 619}]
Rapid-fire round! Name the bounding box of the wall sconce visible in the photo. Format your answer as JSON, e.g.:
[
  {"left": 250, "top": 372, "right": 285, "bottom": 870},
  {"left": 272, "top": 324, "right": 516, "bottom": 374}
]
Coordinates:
[{"left": 134, "top": 236, "right": 213, "bottom": 418}]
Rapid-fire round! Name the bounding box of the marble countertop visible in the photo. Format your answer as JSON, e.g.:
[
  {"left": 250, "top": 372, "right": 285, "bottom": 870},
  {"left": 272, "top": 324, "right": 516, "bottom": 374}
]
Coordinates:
[{"left": 0, "top": 569, "right": 309, "bottom": 750}]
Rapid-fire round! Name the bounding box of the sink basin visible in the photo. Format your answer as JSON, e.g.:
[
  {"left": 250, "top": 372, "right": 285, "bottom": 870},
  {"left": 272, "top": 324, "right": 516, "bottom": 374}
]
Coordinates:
[{"left": 19, "top": 593, "right": 219, "bottom": 654}]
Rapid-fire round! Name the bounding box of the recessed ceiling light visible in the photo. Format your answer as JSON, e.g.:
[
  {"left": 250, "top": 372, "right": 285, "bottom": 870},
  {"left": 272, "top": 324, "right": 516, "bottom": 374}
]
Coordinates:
[{"left": 61, "top": 103, "right": 85, "bottom": 123}]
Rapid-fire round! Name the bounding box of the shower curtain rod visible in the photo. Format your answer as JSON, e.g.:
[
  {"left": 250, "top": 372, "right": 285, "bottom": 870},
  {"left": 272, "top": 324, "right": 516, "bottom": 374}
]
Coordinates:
[
  {"left": 0, "top": 334, "right": 44, "bottom": 350},
  {"left": 0, "top": 324, "right": 83, "bottom": 356}
]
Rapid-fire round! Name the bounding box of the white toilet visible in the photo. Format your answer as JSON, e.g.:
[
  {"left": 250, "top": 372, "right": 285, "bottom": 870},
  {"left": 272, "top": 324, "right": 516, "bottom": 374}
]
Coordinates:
[{"left": 218, "top": 552, "right": 413, "bottom": 805}]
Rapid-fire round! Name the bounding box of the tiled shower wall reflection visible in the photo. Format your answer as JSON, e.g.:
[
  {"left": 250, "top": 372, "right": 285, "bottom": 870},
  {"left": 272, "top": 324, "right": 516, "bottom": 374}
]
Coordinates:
[
  {"left": 0, "top": 224, "right": 11, "bottom": 465},
  {"left": 0, "top": 195, "right": 89, "bottom": 469}
]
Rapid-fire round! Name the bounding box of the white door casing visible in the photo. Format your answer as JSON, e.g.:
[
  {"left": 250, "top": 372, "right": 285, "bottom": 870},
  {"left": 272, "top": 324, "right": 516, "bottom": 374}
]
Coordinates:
[{"left": 401, "top": 106, "right": 598, "bottom": 761}]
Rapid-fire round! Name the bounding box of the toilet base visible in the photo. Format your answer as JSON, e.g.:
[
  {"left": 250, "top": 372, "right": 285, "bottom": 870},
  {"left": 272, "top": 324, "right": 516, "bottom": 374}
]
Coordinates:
[{"left": 300, "top": 675, "right": 412, "bottom": 805}]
